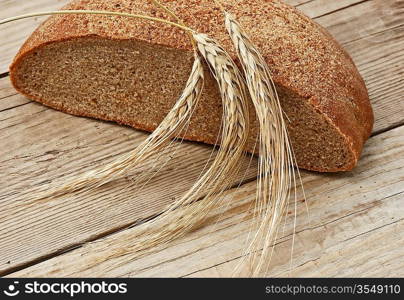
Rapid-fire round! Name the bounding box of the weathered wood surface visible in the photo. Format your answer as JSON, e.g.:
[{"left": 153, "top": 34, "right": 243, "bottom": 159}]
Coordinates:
[{"left": 0, "top": 0, "right": 403, "bottom": 277}]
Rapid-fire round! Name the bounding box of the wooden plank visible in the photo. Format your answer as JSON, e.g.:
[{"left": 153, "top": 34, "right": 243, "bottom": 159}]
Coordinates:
[
  {"left": 0, "top": 76, "right": 18, "bottom": 100},
  {"left": 190, "top": 217, "right": 404, "bottom": 277},
  {"left": 294, "top": 0, "right": 368, "bottom": 19},
  {"left": 285, "top": 0, "right": 311, "bottom": 6},
  {"left": 314, "top": 0, "right": 404, "bottom": 45},
  {"left": 9, "top": 125, "right": 404, "bottom": 277},
  {"left": 345, "top": 25, "right": 404, "bottom": 133}
]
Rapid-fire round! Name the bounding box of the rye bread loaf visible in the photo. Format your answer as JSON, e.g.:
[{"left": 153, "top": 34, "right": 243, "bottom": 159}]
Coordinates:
[{"left": 9, "top": 0, "right": 374, "bottom": 172}]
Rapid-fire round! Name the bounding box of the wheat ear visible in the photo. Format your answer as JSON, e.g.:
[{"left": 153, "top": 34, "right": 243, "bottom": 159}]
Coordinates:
[{"left": 223, "top": 11, "right": 299, "bottom": 276}]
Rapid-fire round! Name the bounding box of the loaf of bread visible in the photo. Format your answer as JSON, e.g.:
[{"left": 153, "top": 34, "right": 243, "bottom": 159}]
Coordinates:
[{"left": 9, "top": 0, "right": 374, "bottom": 172}]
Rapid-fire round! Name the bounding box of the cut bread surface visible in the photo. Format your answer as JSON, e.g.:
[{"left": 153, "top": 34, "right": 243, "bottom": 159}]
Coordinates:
[{"left": 12, "top": 36, "right": 356, "bottom": 172}]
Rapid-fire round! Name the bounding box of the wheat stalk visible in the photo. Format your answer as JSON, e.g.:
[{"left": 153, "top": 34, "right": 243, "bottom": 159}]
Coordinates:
[
  {"left": 150, "top": 0, "right": 197, "bottom": 49},
  {"left": 222, "top": 11, "right": 300, "bottom": 277}
]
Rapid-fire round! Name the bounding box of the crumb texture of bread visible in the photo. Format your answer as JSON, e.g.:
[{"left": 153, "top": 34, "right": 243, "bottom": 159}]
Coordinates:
[{"left": 9, "top": 0, "right": 374, "bottom": 172}]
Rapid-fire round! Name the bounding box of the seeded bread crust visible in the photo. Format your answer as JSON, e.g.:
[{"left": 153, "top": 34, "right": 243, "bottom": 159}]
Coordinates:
[{"left": 9, "top": 0, "right": 374, "bottom": 172}]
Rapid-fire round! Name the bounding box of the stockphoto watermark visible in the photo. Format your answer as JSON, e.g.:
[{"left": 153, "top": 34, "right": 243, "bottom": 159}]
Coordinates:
[
  {"left": 265, "top": 283, "right": 401, "bottom": 296},
  {"left": 2, "top": 280, "right": 128, "bottom": 298}
]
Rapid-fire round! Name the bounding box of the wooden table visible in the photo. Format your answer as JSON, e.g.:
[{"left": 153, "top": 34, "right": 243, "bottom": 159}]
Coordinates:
[{"left": 0, "top": 0, "right": 403, "bottom": 277}]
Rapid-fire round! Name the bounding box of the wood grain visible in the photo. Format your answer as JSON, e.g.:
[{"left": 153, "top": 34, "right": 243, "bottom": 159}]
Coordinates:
[
  {"left": 294, "top": 0, "right": 369, "bottom": 19},
  {"left": 314, "top": 0, "right": 404, "bottom": 44},
  {"left": 9, "top": 125, "right": 404, "bottom": 277},
  {"left": 0, "top": 0, "right": 403, "bottom": 277},
  {"left": 190, "top": 215, "right": 404, "bottom": 277}
]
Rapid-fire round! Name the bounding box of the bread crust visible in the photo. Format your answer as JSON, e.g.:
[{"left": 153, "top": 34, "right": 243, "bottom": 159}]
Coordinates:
[{"left": 9, "top": 0, "right": 374, "bottom": 172}]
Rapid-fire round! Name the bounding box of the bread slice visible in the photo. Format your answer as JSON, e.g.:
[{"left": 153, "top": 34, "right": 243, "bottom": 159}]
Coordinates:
[{"left": 9, "top": 0, "right": 374, "bottom": 172}]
